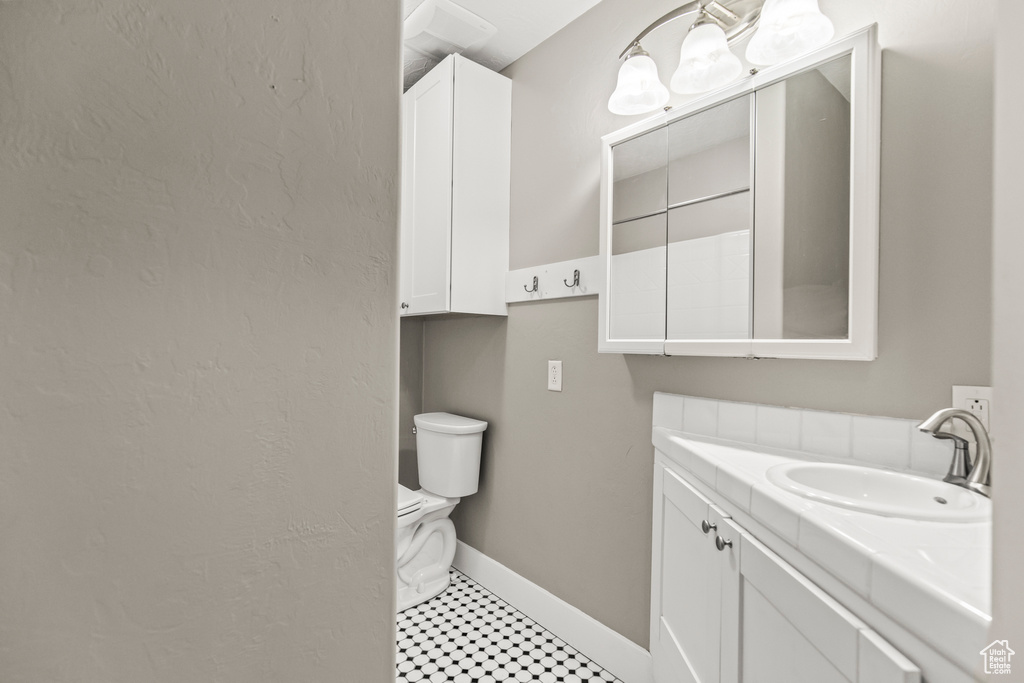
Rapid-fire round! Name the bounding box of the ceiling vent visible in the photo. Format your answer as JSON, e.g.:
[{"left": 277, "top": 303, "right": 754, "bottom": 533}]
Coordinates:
[{"left": 403, "top": 0, "right": 497, "bottom": 62}]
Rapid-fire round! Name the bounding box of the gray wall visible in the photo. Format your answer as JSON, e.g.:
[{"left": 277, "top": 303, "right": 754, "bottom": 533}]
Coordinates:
[
  {"left": 0, "top": 1, "right": 399, "bottom": 680},
  {"left": 400, "top": 317, "right": 424, "bottom": 490},
  {"left": 414, "top": 0, "right": 995, "bottom": 649}
]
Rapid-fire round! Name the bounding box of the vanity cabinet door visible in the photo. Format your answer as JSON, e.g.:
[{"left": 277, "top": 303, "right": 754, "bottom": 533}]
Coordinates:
[
  {"left": 652, "top": 465, "right": 738, "bottom": 683},
  {"left": 737, "top": 533, "right": 920, "bottom": 683}
]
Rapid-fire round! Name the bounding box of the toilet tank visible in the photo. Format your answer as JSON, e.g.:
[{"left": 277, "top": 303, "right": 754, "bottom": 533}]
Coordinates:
[{"left": 414, "top": 412, "right": 487, "bottom": 497}]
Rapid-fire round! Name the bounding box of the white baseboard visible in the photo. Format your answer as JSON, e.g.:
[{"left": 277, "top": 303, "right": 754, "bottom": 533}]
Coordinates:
[{"left": 453, "top": 541, "right": 654, "bottom": 683}]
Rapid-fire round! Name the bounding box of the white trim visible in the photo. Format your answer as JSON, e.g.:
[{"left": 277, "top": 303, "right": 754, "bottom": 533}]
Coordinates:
[
  {"left": 453, "top": 541, "right": 654, "bottom": 683},
  {"left": 505, "top": 255, "right": 603, "bottom": 304}
]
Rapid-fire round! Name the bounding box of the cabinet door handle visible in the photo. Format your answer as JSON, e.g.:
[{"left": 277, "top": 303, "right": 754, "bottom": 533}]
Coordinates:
[
  {"left": 715, "top": 535, "right": 733, "bottom": 551},
  {"left": 401, "top": 302, "right": 410, "bottom": 309},
  {"left": 701, "top": 520, "right": 716, "bottom": 535}
]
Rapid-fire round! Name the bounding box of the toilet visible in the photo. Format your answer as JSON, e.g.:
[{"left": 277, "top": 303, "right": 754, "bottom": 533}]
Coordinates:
[{"left": 396, "top": 412, "right": 487, "bottom": 612}]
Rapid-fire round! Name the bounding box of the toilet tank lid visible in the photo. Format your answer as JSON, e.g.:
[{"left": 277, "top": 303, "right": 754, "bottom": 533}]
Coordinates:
[{"left": 414, "top": 412, "right": 488, "bottom": 435}]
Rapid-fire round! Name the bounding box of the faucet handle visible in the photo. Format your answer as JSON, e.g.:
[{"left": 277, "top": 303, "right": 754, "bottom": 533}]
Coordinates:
[{"left": 926, "top": 427, "right": 968, "bottom": 447}]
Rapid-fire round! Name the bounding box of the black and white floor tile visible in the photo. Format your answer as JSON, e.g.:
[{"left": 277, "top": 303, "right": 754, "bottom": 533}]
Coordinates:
[{"left": 396, "top": 570, "right": 624, "bottom": 683}]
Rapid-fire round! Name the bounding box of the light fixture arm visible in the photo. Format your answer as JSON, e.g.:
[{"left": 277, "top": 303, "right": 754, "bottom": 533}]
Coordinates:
[
  {"left": 618, "top": 1, "right": 703, "bottom": 58},
  {"left": 617, "top": 0, "right": 763, "bottom": 59}
]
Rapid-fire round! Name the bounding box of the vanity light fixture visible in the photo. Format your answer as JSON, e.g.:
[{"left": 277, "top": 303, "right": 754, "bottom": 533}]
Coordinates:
[
  {"left": 607, "top": 0, "right": 834, "bottom": 115},
  {"left": 608, "top": 44, "right": 671, "bottom": 115},
  {"left": 746, "top": 0, "right": 834, "bottom": 65},
  {"left": 670, "top": 10, "right": 743, "bottom": 94}
]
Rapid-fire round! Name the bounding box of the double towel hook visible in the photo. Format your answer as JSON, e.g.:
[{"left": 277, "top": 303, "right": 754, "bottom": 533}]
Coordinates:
[{"left": 523, "top": 270, "right": 580, "bottom": 294}]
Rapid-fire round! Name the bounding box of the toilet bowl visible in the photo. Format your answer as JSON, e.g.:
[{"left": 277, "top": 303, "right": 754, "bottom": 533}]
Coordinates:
[
  {"left": 396, "top": 412, "right": 487, "bottom": 612},
  {"left": 396, "top": 485, "right": 460, "bottom": 611}
]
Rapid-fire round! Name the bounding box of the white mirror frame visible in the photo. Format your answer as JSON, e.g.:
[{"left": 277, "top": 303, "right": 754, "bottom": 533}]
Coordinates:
[{"left": 598, "top": 25, "right": 880, "bottom": 360}]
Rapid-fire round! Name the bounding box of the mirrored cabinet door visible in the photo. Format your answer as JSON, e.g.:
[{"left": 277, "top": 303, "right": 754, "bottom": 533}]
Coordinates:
[
  {"left": 609, "top": 126, "right": 668, "bottom": 342},
  {"left": 753, "top": 54, "right": 852, "bottom": 341},
  {"left": 666, "top": 95, "right": 752, "bottom": 341},
  {"left": 667, "top": 96, "right": 751, "bottom": 206}
]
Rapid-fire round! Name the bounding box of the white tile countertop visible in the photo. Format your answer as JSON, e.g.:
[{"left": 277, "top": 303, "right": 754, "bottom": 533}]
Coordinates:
[{"left": 651, "top": 399, "right": 992, "bottom": 678}]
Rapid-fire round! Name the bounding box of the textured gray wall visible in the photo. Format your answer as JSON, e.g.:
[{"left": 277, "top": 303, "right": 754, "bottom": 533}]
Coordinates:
[
  {"left": 416, "top": 0, "right": 994, "bottom": 650},
  {"left": 0, "top": 1, "right": 399, "bottom": 680}
]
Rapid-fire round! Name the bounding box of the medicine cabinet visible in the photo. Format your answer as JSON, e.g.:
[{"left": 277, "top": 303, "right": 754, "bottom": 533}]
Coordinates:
[{"left": 598, "top": 26, "right": 879, "bottom": 359}]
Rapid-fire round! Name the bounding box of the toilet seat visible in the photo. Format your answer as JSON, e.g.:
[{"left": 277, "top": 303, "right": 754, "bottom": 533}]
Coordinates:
[
  {"left": 397, "top": 484, "right": 423, "bottom": 518},
  {"left": 397, "top": 485, "right": 456, "bottom": 528}
]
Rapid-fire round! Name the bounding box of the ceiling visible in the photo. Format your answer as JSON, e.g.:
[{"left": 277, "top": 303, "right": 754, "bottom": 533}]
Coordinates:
[{"left": 402, "top": 0, "right": 604, "bottom": 90}]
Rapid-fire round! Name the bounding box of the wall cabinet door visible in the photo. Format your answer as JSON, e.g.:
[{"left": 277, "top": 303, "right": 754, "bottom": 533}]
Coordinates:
[
  {"left": 401, "top": 59, "right": 455, "bottom": 315},
  {"left": 652, "top": 459, "right": 921, "bottom": 683},
  {"left": 399, "top": 54, "right": 510, "bottom": 317}
]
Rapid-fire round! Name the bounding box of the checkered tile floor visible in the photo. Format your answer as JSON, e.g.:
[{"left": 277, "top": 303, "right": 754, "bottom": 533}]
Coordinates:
[{"left": 396, "top": 570, "right": 624, "bottom": 683}]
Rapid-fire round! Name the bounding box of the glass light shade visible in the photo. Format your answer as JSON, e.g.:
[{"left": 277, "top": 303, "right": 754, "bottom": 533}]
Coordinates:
[
  {"left": 745, "top": 0, "right": 835, "bottom": 65},
  {"left": 608, "top": 53, "right": 670, "bottom": 116},
  {"left": 670, "top": 23, "right": 743, "bottom": 95}
]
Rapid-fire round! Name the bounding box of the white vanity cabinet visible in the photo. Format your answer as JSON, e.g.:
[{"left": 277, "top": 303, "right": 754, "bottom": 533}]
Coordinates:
[
  {"left": 652, "top": 459, "right": 921, "bottom": 683},
  {"left": 400, "top": 54, "right": 511, "bottom": 317}
]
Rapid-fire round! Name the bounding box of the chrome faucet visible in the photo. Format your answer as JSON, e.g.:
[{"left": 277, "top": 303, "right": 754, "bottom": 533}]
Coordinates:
[{"left": 918, "top": 408, "right": 991, "bottom": 497}]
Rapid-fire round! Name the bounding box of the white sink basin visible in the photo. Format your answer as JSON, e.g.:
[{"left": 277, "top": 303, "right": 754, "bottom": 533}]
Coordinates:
[{"left": 766, "top": 462, "right": 991, "bottom": 522}]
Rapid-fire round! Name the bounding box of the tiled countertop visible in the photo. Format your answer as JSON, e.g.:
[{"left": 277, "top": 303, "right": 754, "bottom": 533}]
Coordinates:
[{"left": 652, "top": 426, "right": 991, "bottom": 676}]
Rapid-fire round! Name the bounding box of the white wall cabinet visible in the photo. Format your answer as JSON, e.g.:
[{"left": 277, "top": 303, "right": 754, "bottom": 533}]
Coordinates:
[
  {"left": 652, "top": 459, "right": 921, "bottom": 683},
  {"left": 400, "top": 54, "right": 511, "bottom": 317}
]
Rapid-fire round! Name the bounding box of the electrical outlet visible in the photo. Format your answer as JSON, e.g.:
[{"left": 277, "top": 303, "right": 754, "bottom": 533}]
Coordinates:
[
  {"left": 548, "top": 360, "right": 562, "bottom": 392},
  {"left": 952, "top": 385, "right": 993, "bottom": 433}
]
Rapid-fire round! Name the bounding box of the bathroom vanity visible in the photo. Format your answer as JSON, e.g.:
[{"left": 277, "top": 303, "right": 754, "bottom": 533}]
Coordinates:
[{"left": 650, "top": 393, "right": 990, "bottom": 683}]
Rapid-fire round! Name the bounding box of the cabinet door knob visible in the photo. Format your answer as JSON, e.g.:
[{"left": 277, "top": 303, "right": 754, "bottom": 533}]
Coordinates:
[
  {"left": 715, "top": 535, "right": 733, "bottom": 551},
  {"left": 401, "top": 302, "right": 410, "bottom": 309},
  {"left": 701, "top": 520, "right": 716, "bottom": 535}
]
